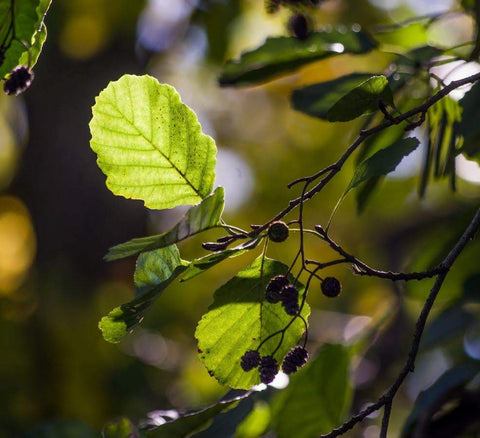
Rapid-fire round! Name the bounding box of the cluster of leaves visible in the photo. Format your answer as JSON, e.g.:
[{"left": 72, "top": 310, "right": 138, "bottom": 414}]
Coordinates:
[{"left": 84, "top": 4, "right": 480, "bottom": 438}]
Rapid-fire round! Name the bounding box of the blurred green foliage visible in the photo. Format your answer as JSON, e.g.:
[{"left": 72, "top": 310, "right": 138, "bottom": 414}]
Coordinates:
[{"left": 2, "top": 0, "right": 480, "bottom": 437}]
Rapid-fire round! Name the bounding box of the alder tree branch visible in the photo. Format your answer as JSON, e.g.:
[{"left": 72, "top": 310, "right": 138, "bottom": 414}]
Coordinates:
[
  {"left": 312, "top": 225, "right": 444, "bottom": 281},
  {"left": 205, "top": 65, "right": 480, "bottom": 438},
  {"left": 219, "top": 71, "right": 480, "bottom": 242},
  {"left": 319, "top": 206, "right": 480, "bottom": 438}
]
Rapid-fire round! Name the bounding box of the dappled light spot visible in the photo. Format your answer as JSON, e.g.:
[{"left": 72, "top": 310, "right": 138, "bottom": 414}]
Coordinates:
[
  {"left": 456, "top": 154, "right": 480, "bottom": 184},
  {"left": 0, "top": 196, "right": 35, "bottom": 295},
  {"left": 60, "top": 15, "right": 109, "bottom": 60}
]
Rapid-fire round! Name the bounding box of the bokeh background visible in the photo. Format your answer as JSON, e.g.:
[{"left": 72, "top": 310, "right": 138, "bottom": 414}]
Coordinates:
[{"left": 2, "top": 0, "right": 480, "bottom": 436}]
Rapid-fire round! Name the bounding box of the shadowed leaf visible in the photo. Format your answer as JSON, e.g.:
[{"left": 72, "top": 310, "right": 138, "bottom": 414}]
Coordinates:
[
  {"left": 142, "top": 392, "right": 251, "bottom": 438},
  {"left": 348, "top": 137, "right": 420, "bottom": 190},
  {"left": 219, "top": 28, "right": 377, "bottom": 86},
  {"left": 326, "top": 75, "right": 393, "bottom": 122},
  {"left": 292, "top": 74, "right": 393, "bottom": 122},
  {"left": 401, "top": 364, "right": 480, "bottom": 437},
  {"left": 272, "top": 344, "right": 353, "bottom": 438}
]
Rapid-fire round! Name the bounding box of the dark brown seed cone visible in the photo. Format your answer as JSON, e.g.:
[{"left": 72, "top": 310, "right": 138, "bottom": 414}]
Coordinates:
[
  {"left": 259, "top": 355, "right": 278, "bottom": 384},
  {"left": 4, "top": 66, "right": 34, "bottom": 96},
  {"left": 266, "top": 275, "right": 289, "bottom": 303},
  {"left": 241, "top": 350, "right": 261, "bottom": 372},
  {"left": 288, "top": 13, "right": 310, "bottom": 40},
  {"left": 321, "top": 277, "right": 342, "bottom": 298}
]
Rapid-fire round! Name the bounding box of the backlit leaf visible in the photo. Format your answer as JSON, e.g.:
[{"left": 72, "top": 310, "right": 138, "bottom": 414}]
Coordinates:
[
  {"left": 195, "top": 256, "right": 310, "bottom": 389},
  {"left": 0, "top": 0, "right": 51, "bottom": 80},
  {"left": 99, "top": 245, "right": 188, "bottom": 343},
  {"left": 90, "top": 75, "right": 217, "bottom": 209}
]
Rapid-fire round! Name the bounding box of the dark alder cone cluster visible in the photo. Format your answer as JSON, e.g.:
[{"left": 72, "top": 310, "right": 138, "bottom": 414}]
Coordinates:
[
  {"left": 321, "top": 276, "right": 342, "bottom": 298},
  {"left": 259, "top": 355, "right": 278, "bottom": 384},
  {"left": 268, "top": 221, "right": 289, "bottom": 243},
  {"left": 288, "top": 13, "right": 310, "bottom": 40},
  {"left": 282, "top": 346, "right": 308, "bottom": 374},
  {"left": 240, "top": 350, "right": 260, "bottom": 372},
  {"left": 281, "top": 284, "right": 299, "bottom": 315},
  {"left": 265, "top": 276, "right": 300, "bottom": 316},
  {"left": 266, "top": 274, "right": 289, "bottom": 303},
  {"left": 240, "top": 351, "right": 279, "bottom": 384},
  {"left": 4, "top": 66, "right": 34, "bottom": 96}
]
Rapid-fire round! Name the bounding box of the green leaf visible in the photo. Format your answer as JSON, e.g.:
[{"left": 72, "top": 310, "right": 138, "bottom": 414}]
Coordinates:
[
  {"left": 195, "top": 256, "right": 310, "bottom": 389},
  {"left": 103, "top": 418, "right": 140, "bottom": 438},
  {"left": 0, "top": 0, "right": 52, "bottom": 80},
  {"left": 193, "top": 394, "right": 254, "bottom": 438},
  {"left": 271, "top": 344, "right": 353, "bottom": 438},
  {"left": 355, "top": 123, "right": 406, "bottom": 212},
  {"left": 324, "top": 75, "right": 393, "bottom": 122},
  {"left": 99, "top": 245, "right": 188, "bottom": 343},
  {"left": 421, "top": 306, "right": 475, "bottom": 350},
  {"left": 90, "top": 74, "right": 217, "bottom": 209},
  {"left": 180, "top": 238, "right": 262, "bottom": 282},
  {"left": 348, "top": 137, "right": 420, "bottom": 191},
  {"left": 401, "top": 364, "right": 480, "bottom": 437},
  {"left": 219, "top": 28, "right": 377, "bottom": 86},
  {"left": 142, "top": 393, "right": 250, "bottom": 438},
  {"left": 106, "top": 187, "right": 224, "bottom": 261},
  {"left": 292, "top": 74, "right": 392, "bottom": 121},
  {"left": 235, "top": 401, "right": 271, "bottom": 438},
  {"left": 458, "top": 81, "right": 480, "bottom": 160}
]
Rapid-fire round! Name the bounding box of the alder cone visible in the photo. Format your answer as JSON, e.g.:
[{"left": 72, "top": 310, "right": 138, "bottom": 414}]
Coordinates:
[
  {"left": 288, "top": 13, "right": 309, "bottom": 40},
  {"left": 4, "top": 66, "right": 34, "bottom": 96},
  {"left": 268, "top": 221, "right": 289, "bottom": 242},
  {"left": 321, "top": 277, "right": 342, "bottom": 298}
]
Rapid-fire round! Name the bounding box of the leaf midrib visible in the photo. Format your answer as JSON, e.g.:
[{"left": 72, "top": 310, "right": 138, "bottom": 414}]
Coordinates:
[{"left": 104, "top": 91, "right": 201, "bottom": 198}]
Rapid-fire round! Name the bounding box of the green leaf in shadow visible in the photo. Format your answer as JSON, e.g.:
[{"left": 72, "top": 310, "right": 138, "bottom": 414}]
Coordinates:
[
  {"left": 292, "top": 73, "right": 391, "bottom": 121},
  {"left": 271, "top": 344, "right": 353, "bottom": 438},
  {"left": 219, "top": 27, "right": 377, "bottom": 86}
]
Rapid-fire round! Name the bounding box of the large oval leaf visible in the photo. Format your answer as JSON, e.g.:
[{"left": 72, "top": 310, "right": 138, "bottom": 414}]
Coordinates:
[
  {"left": 347, "top": 137, "right": 420, "bottom": 191},
  {"left": 291, "top": 73, "right": 376, "bottom": 120},
  {"left": 325, "top": 75, "right": 394, "bottom": 122},
  {"left": 219, "top": 28, "right": 377, "bottom": 86},
  {"left": 90, "top": 75, "right": 217, "bottom": 209},
  {"left": 0, "top": 0, "right": 51, "bottom": 80},
  {"left": 195, "top": 256, "right": 310, "bottom": 389}
]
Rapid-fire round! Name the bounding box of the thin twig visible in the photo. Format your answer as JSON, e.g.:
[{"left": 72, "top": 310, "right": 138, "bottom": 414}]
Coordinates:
[{"left": 314, "top": 225, "right": 443, "bottom": 281}]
